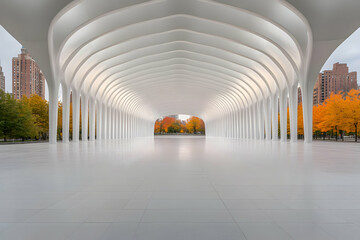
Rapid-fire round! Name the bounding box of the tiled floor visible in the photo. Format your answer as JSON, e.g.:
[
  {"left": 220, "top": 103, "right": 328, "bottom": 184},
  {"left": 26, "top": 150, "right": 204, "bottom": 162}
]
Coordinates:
[{"left": 0, "top": 136, "right": 360, "bottom": 239}]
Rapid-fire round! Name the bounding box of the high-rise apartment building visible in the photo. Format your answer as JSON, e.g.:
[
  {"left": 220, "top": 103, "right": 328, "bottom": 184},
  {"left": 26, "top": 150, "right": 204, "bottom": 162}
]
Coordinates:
[
  {"left": 12, "top": 47, "right": 45, "bottom": 99},
  {"left": 314, "top": 63, "right": 357, "bottom": 105},
  {"left": 298, "top": 62, "right": 358, "bottom": 105},
  {"left": 0, "top": 65, "right": 5, "bottom": 92}
]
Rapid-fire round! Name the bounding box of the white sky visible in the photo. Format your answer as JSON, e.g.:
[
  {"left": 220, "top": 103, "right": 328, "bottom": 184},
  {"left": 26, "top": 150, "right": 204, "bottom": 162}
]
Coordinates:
[
  {"left": 1, "top": 25, "right": 360, "bottom": 102},
  {"left": 178, "top": 114, "right": 190, "bottom": 121}
]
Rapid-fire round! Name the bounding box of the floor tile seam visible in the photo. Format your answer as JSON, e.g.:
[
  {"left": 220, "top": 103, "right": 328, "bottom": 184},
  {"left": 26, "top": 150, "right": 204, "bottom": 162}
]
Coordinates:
[
  {"left": 273, "top": 218, "right": 337, "bottom": 240},
  {"left": 0, "top": 208, "right": 43, "bottom": 223},
  {"left": 62, "top": 221, "right": 88, "bottom": 240},
  {"left": 206, "top": 176, "right": 249, "bottom": 240},
  {"left": 132, "top": 194, "right": 152, "bottom": 237},
  {"left": 98, "top": 222, "right": 119, "bottom": 240},
  {"left": 74, "top": 199, "right": 132, "bottom": 223}
]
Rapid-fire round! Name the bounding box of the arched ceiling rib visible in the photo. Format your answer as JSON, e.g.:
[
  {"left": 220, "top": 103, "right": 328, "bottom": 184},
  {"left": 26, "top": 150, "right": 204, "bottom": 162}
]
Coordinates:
[
  {"left": 3, "top": 1, "right": 360, "bottom": 121},
  {"left": 48, "top": 0, "right": 310, "bottom": 121}
]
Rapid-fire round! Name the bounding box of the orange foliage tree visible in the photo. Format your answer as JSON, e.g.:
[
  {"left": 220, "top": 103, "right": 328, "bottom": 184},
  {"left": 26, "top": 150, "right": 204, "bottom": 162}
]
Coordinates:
[
  {"left": 154, "top": 116, "right": 205, "bottom": 134},
  {"left": 342, "top": 89, "right": 360, "bottom": 141},
  {"left": 186, "top": 116, "right": 205, "bottom": 134},
  {"left": 161, "top": 117, "right": 176, "bottom": 133}
]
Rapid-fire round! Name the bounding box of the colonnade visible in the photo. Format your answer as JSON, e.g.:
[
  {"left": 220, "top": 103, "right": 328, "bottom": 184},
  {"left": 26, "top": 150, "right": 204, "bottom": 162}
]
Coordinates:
[
  {"left": 205, "top": 85, "right": 309, "bottom": 142},
  {"left": 57, "top": 85, "right": 154, "bottom": 143},
  {"left": 47, "top": 81, "right": 312, "bottom": 143}
]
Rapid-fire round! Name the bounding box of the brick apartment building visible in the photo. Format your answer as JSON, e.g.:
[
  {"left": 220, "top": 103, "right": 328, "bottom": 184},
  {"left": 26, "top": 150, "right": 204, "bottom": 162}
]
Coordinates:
[
  {"left": 0, "top": 65, "right": 5, "bottom": 92},
  {"left": 12, "top": 47, "right": 45, "bottom": 99},
  {"left": 298, "top": 62, "right": 358, "bottom": 105}
]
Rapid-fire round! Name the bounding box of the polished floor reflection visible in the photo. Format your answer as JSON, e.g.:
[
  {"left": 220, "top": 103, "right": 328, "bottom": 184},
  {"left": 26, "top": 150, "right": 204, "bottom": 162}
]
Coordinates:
[{"left": 1, "top": 136, "right": 360, "bottom": 240}]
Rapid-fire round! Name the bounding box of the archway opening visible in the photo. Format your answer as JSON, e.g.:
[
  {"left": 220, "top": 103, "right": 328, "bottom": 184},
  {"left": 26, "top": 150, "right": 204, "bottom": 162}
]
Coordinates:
[
  {"left": 299, "top": 27, "right": 360, "bottom": 142},
  {"left": 154, "top": 115, "right": 205, "bottom": 135}
]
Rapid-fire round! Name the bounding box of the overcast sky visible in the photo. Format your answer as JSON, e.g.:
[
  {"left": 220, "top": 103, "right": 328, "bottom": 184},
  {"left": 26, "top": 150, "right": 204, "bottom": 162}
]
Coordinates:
[{"left": 1, "top": 25, "right": 360, "bottom": 101}]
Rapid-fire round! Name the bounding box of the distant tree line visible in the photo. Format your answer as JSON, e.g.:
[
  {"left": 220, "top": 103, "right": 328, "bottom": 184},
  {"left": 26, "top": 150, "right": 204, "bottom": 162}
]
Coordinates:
[
  {"left": 154, "top": 116, "right": 205, "bottom": 134},
  {"left": 283, "top": 89, "right": 360, "bottom": 141},
  {"left": 1, "top": 88, "right": 359, "bottom": 142},
  {"left": 311, "top": 89, "right": 360, "bottom": 141},
  {"left": 0, "top": 90, "right": 49, "bottom": 141}
]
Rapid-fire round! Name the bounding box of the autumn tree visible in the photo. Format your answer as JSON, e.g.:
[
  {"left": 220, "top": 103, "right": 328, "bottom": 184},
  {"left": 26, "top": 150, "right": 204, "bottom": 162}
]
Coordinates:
[
  {"left": 16, "top": 97, "right": 37, "bottom": 140},
  {"left": 321, "top": 93, "right": 346, "bottom": 140},
  {"left": 161, "top": 116, "right": 176, "bottom": 133},
  {"left": 28, "top": 94, "right": 49, "bottom": 139},
  {"left": 186, "top": 116, "right": 205, "bottom": 134},
  {"left": 168, "top": 120, "right": 182, "bottom": 133},
  {"left": 343, "top": 89, "right": 360, "bottom": 141},
  {"left": 297, "top": 103, "right": 304, "bottom": 138},
  {"left": 154, "top": 116, "right": 205, "bottom": 134},
  {"left": 58, "top": 101, "right": 63, "bottom": 140},
  {"left": 154, "top": 119, "right": 162, "bottom": 133}
]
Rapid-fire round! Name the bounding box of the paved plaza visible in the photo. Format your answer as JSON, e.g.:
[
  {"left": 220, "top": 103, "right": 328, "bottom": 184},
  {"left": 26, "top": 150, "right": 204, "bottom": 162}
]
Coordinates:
[{"left": 0, "top": 136, "right": 360, "bottom": 240}]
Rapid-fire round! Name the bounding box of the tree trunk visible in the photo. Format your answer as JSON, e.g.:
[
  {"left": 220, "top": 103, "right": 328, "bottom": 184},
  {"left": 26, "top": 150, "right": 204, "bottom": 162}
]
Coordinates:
[
  {"left": 355, "top": 123, "right": 358, "bottom": 142},
  {"left": 335, "top": 127, "right": 338, "bottom": 141}
]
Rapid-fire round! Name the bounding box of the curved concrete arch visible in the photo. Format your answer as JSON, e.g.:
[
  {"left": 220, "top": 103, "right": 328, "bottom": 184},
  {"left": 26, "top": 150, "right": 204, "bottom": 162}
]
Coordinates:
[
  {"left": 109, "top": 78, "right": 239, "bottom": 118},
  {"left": 55, "top": 1, "right": 303, "bottom": 70},
  {"left": 57, "top": 13, "right": 298, "bottom": 89},
  {"left": 109, "top": 72, "right": 249, "bottom": 113},
  {"left": 97, "top": 64, "right": 257, "bottom": 108},
  {"left": 93, "top": 53, "right": 265, "bottom": 102},
  {"left": 69, "top": 41, "right": 278, "bottom": 97},
  {"left": 65, "top": 30, "right": 287, "bottom": 93}
]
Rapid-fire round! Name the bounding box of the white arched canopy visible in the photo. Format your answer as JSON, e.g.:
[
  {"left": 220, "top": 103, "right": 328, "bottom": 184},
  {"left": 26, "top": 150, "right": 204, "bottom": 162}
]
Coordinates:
[{"left": 1, "top": 0, "right": 360, "bottom": 143}]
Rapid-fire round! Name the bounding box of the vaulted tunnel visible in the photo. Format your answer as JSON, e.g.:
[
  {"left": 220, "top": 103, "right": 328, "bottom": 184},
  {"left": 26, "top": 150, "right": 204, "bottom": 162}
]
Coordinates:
[{"left": 1, "top": 0, "right": 360, "bottom": 143}]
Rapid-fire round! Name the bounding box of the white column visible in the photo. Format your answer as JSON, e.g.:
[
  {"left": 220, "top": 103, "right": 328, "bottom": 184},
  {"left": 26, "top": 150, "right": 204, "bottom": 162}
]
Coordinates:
[
  {"left": 109, "top": 107, "right": 113, "bottom": 139},
  {"left": 89, "top": 98, "right": 96, "bottom": 141},
  {"left": 253, "top": 104, "right": 258, "bottom": 139},
  {"left": 114, "top": 109, "right": 118, "bottom": 139},
  {"left": 72, "top": 90, "right": 80, "bottom": 142},
  {"left": 107, "top": 107, "right": 111, "bottom": 139},
  {"left": 279, "top": 89, "right": 288, "bottom": 142},
  {"left": 102, "top": 104, "right": 107, "bottom": 140},
  {"left": 251, "top": 105, "right": 256, "bottom": 139},
  {"left": 258, "top": 100, "right": 265, "bottom": 140},
  {"left": 264, "top": 97, "right": 271, "bottom": 140},
  {"left": 48, "top": 83, "right": 59, "bottom": 144},
  {"left": 241, "top": 110, "right": 245, "bottom": 139},
  {"left": 289, "top": 84, "right": 298, "bottom": 142},
  {"left": 271, "top": 94, "right": 278, "bottom": 141},
  {"left": 81, "top": 95, "right": 88, "bottom": 141},
  {"left": 62, "top": 85, "right": 70, "bottom": 143},
  {"left": 301, "top": 81, "right": 314, "bottom": 143},
  {"left": 119, "top": 109, "right": 123, "bottom": 139},
  {"left": 96, "top": 101, "right": 102, "bottom": 140}
]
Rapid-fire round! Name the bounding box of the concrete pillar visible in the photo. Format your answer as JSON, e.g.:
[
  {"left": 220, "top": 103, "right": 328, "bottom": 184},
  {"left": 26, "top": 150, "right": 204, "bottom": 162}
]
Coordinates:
[
  {"left": 107, "top": 107, "right": 111, "bottom": 139},
  {"left": 72, "top": 90, "right": 80, "bottom": 142},
  {"left": 271, "top": 94, "right": 278, "bottom": 141},
  {"left": 264, "top": 97, "right": 271, "bottom": 140},
  {"left": 89, "top": 98, "right": 95, "bottom": 141},
  {"left": 279, "top": 89, "right": 288, "bottom": 142},
  {"left": 62, "top": 85, "right": 70, "bottom": 143},
  {"left": 289, "top": 84, "right": 298, "bottom": 142},
  {"left": 48, "top": 83, "right": 59, "bottom": 144},
  {"left": 81, "top": 94, "right": 88, "bottom": 141},
  {"left": 258, "top": 100, "right": 265, "bottom": 140},
  {"left": 96, "top": 101, "right": 102, "bottom": 140},
  {"left": 101, "top": 103, "right": 107, "bottom": 140},
  {"left": 301, "top": 81, "right": 314, "bottom": 143},
  {"left": 247, "top": 108, "right": 251, "bottom": 139}
]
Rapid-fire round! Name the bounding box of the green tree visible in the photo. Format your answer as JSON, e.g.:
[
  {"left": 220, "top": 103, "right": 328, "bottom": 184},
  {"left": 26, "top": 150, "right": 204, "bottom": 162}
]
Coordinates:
[
  {"left": 0, "top": 90, "right": 19, "bottom": 141},
  {"left": 16, "top": 97, "right": 37, "bottom": 140},
  {"left": 28, "top": 94, "right": 49, "bottom": 139}
]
